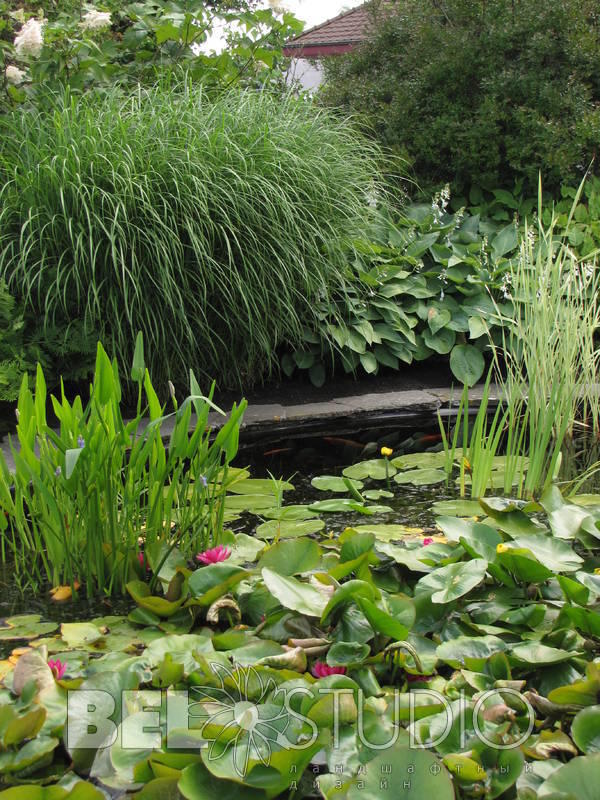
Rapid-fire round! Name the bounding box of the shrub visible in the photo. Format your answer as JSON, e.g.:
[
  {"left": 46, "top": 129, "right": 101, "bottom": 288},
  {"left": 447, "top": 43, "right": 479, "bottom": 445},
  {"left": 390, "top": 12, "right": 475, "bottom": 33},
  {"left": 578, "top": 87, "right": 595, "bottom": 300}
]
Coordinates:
[
  {"left": 321, "top": 0, "right": 600, "bottom": 195},
  {"left": 0, "top": 85, "right": 383, "bottom": 391}
]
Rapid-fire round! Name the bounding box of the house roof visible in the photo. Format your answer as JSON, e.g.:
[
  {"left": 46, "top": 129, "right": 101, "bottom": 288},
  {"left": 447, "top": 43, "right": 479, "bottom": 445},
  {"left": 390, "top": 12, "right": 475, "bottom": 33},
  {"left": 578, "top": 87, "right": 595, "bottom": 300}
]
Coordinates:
[{"left": 283, "top": 3, "right": 372, "bottom": 56}]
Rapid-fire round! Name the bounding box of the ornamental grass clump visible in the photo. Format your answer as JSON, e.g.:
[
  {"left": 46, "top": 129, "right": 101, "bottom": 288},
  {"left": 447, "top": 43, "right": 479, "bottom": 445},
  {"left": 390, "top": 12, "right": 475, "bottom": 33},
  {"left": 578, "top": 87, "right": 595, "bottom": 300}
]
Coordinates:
[{"left": 0, "top": 84, "right": 384, "bottom": 391}]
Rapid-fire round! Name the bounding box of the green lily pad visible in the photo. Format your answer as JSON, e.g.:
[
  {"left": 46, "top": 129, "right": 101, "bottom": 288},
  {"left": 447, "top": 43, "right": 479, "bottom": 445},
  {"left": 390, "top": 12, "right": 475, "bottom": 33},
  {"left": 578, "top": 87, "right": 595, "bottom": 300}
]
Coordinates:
[
  {"left": 226, "top": 478, "right": 294, "bottom": 495},
  {"left": 436, "top": 516, "right": 501, "bottom": 561},
  {"left": 179, "top": 761, "right": 266, "bottom": 799},
  {"left": 436, "top": 635, "right": 507, "bottom": 669},
  {"left": 539, "top": 753, "right": 600, "bottom": 799},
  {"left": 394, "top": 468, "right": 447, "bottom": 486},
  {"left": 255, "top": 519, "right": 325, "bottom": 540},
  {"left": 347, "top": 744, "right": 454, "bottom": 800},
  {"left": 257, "top": 539, "right": 321, "bottom": 575},
  {"left": 508, "top": 534, "right": 583, "bottom": 573},
  {"left": 432, "top": 499, "right": 483, "bottom": 517},
  {"left": 261, "top": 568, "right": 328, "bottom": 617},
  {"left": 342, "top": 459, "right": 397, "bottom": 481},
  {"left": 311, "top": 475, "right": 364, "bottom": 493},
  {"left": 417, "top": 558, "right": 488, "bottom": 603},
  {"left": 0, "top": 615, "right": 59, "bottom": 641},
  {"left": 510, "top": 642, "right": 578, "bottom": 665},
  {"left": 391, "top": 451, "right": 447, "bottom": 470},
  {"left": 363, "top": 489, "right": 394, "bottom": 500},
  {"left": 327, "top": 641, "right": 370, "bottom": 666},
  {"left": 224, "top": 494, "right": 279, "bottom": 512},
  {"left": 572, "top": 706, "right": 600, "bottom": 754},
  {"left": 261, "top": 505, "right": 318, "bottom": 520}
]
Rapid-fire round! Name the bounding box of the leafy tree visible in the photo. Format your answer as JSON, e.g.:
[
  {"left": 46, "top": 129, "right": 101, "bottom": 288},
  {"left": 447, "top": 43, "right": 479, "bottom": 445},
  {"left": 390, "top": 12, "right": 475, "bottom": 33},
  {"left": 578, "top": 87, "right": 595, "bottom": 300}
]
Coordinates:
[
  {"left": 0, "top": 1, "right": 302, "bottom": 107},
  {"left": 321, "top": 0, "right": 600, "bottom": 195}
]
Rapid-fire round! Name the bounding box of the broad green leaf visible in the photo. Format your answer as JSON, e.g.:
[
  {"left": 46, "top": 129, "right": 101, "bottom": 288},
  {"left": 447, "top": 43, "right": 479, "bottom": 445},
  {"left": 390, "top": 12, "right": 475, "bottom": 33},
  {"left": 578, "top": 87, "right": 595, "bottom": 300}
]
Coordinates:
[
  {"left": 257, "top": 539, "right": 321, "bottom": 575},
  {"left": 436, "top": 516, "right": 501, "bottom": 560},
  {"left": 450, "top": 344, "right": 485, "bottom": 387},
  {"left": 261, "top": 568, "right": 328, "bottom": 617},
  {"left": 255, "top": 519, "right": 324, "bottom": 539},
  {"left": 394, "top": 468, "right": 446, "bottom": 486},
  {"left": 572, "top": 706, "right": 600, "bottom": 754},
  {"left": 417, "top": 559, "right": 488, "bottom": 603}
]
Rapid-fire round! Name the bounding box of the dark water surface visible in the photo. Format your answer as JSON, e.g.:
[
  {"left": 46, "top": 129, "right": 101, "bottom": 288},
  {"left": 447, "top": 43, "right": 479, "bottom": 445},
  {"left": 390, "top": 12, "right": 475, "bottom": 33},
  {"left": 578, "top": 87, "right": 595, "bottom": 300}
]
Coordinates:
[{"left": 1, "top": 420, "right": 599, "bottom": 623}]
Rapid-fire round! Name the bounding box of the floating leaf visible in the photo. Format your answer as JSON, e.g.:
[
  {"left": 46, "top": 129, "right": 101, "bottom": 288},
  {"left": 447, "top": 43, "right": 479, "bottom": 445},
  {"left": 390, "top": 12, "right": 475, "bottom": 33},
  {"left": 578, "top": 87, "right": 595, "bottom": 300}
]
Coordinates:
[
  {"left": 255, "top": 519, "right": 324, "bottom": 540},
  {"left": 257, "top": 539, "right": 321, "bottom": 575},
  {"left": 417, "top": 559, "right": 488, "bottom": 603},
  {"left": 394, "top": 468, "right": 447, "bottom": 486},
  {"left": 343, "top": 459, "right": 397, "bottom": 480},
  {"left": 311, "top": 476, "right": 364, "bottom": 493},
  {"left": 261, "top": 568, "right": 328, "bottom": 617}
]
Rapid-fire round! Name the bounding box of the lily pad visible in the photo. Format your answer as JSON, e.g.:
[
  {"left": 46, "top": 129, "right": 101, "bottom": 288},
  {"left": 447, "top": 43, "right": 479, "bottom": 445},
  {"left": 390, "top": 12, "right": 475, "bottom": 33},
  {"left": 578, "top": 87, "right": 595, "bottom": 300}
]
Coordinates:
[
  {"left": 391, "top": 451, "right": 448, "bottom": 470},
  {"left": 311, "top": 476, "right": 364, "bottom": 493},
  {"left": 257, "top": 539, "right": 321, "bottom": 575},
  {"left": 394, "top": 468, "right": 447, "bottom": 486},
  {"left": 342, "top": 459, "right": 397, "bottom": 481},
  {"left": 261, "top": 568, "right": 328, "bottom": 617},
  {"left": 226, "top": 478, "right": 294, "bottom": 495},
  {"left": 255, "top": 519, "right": 325, "bottom": 540},
  {"left": 417, "top": 559, "right": 488, "bottom": 603},
  {"left": 571, "top": 706, "right": 600, "bottom": 754}
]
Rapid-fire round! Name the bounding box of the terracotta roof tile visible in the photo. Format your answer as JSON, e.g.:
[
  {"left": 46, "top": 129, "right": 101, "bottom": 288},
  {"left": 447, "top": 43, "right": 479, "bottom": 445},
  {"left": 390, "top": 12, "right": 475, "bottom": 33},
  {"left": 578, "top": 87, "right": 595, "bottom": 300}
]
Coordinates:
[{"left": 285, "top": 3, "right": 372, "bottom": 49}]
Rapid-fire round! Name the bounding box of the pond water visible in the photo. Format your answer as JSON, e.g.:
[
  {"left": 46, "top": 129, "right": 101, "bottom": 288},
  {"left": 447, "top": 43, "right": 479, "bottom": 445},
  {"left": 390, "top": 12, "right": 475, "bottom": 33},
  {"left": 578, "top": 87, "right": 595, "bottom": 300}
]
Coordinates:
[{"left": 0, "top": 419, "right": 598, "bottom": 629}]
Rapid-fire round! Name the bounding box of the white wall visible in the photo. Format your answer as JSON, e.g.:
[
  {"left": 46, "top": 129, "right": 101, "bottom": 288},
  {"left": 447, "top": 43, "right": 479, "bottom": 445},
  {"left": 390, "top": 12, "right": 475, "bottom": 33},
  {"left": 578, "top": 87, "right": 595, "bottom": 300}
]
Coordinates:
[{"left": 286, "top": 57, "right": 324, "bottom": 92}]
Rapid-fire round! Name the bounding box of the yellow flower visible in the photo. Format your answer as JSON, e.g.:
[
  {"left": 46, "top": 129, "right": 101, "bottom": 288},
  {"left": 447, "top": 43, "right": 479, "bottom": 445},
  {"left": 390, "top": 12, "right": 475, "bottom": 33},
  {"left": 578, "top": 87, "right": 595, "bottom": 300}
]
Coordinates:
[
  {"left": 594, "top": 568, "right": 600, "bottom": 575},
  {"left": 381, "top": 446, "right": 393, "bottom": 457},
  {"left": 496, "top": 543, "right": 510, "bottom": 554}
]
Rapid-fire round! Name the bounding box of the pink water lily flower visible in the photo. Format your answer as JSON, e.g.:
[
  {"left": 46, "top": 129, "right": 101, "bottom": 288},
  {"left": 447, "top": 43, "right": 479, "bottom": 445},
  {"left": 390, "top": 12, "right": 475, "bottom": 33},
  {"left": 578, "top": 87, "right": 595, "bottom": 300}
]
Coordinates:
[
  {"left": 312, "top": 661, "right": 346, "bottom": 678},
  {"left": 48, "top": 659, "right": 67, "bottom": 680},
  {"left": 196, "top": 545, "right": 231, "bottom": 565},
  {"left": 138, "top": 552, "right": 150, "bottom": 572},
  {"left": 422, "top": 537, "right": 434, "bottom": 546}
]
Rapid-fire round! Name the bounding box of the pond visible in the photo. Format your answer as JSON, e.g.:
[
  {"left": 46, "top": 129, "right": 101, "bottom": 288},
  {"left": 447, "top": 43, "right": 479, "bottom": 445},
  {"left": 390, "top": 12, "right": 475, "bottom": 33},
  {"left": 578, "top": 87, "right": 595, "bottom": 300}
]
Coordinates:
[{"left": 1, "top": 418, "right": 600, "bottom": 799}]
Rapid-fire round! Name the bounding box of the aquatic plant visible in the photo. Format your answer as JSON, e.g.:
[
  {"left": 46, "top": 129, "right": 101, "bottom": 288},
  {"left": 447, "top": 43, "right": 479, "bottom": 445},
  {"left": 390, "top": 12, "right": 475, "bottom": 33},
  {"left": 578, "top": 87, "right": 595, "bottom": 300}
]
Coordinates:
[
  {"left": 0, "top": 335, "right": 246, "bottom": 596},
  {"left": 1, "top": 455, "right": 600, "bottom": 797}
]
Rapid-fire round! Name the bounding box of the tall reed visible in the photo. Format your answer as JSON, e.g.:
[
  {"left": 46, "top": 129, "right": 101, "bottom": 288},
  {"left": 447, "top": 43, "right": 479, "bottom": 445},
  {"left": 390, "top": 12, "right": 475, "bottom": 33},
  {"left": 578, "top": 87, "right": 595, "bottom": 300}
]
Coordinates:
[{"left": 440, "top": 181, "right": 600, "bottom": 498}]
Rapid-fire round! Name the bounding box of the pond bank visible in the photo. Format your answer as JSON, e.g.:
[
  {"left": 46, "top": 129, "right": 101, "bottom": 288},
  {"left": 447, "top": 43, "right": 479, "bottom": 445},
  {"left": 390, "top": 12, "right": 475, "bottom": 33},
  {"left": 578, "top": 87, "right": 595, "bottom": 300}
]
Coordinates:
[{"left": 0, "top": 372, "right": 500, "bottom": 470}]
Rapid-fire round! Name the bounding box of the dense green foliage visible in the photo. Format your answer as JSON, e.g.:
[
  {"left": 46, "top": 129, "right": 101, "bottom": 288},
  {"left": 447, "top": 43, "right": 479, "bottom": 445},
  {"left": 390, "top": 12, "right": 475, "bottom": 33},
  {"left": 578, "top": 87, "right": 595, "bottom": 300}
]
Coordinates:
[
  {"left": 0, "top": 86, "right": 382, "bottom": 391},
  {"left": 0, "top": 0, "right": 301, "bottom": 106},
  {"left": 283, "top": 179, "right": 600, "bottom": 388},
  {"left": 322, "top": 0, "right": 600, "bottom": 195},
  {"left": 2, "top": 440, "right": 600, "bottom": 795}
]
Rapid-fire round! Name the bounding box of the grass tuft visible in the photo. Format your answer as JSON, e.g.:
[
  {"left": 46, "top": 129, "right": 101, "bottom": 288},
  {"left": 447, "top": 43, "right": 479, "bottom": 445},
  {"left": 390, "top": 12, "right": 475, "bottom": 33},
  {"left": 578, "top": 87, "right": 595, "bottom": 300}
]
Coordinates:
[{"left": 0, "top": 84, "right": 384, "bottom": 391}]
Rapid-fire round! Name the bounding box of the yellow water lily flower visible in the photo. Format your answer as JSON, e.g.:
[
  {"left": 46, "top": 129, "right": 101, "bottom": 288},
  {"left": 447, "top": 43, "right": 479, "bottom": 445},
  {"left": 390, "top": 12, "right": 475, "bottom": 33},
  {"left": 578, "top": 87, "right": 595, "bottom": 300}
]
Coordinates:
[
  {"left": 381, "top": 446, "right": 393, "bottom": 457},
  {"left": 496, "top": 543, "right": 510, "bottom": 554}
]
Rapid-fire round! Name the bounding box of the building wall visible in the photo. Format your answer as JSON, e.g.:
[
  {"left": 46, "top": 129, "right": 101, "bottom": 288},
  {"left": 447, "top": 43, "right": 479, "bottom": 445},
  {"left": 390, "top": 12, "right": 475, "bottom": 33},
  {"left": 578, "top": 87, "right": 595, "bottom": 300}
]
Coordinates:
[{"left": 286, "top": 58, "right": 324, "bottom": 92}]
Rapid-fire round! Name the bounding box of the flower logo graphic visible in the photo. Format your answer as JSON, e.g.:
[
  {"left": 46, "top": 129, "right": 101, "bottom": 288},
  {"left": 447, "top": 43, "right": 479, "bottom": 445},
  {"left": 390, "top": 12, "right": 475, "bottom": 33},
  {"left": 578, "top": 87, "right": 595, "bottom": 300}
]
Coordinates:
[{"left": 189, "top": 662, "right": 293, "bottom": 778}]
